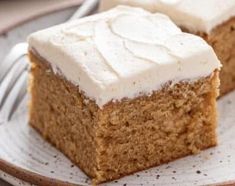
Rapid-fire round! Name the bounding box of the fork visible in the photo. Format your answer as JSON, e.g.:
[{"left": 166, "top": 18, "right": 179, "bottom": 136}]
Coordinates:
[{"left": 0, "top": 0, "right": 99, "bottom": 123}]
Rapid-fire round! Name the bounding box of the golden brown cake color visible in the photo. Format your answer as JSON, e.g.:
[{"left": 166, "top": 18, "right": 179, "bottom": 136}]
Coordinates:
[
  {"left": 183, "top": 18, "right": 235, "bottom": 96},
  {"left": 29, "top": 51, "right": 220, "bottom": 184}
]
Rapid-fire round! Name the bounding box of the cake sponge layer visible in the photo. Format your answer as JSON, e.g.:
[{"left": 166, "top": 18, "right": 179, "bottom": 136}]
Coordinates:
[{"left": 29, "top": 52, "right": 219, "bottom": 184}]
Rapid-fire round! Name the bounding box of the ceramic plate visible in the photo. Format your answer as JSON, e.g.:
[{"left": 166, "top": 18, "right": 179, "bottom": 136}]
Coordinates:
[{"left": 0, "top": 90, "right": 235, "bottom": 186}]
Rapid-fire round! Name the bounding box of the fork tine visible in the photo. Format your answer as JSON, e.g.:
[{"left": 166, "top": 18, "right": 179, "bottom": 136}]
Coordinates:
[
  {"left": 0, "top": 43, "right": 28, "bottom": 82},
  {"left": 69, "top": 0, "right": 99, "bottom": 20},
  {"left": 7, "top": 78, "right": 28, "bottom": 121},
  {"left": 0, "top": 58, "right": 28, "bottom": 107},
  {"left": 0, "top": 71, "right": 27, "bottom": 122}
]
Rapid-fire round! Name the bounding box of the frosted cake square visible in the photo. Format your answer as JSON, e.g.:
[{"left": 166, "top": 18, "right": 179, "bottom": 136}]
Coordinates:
[
  {"left": 100, "top": 0, "right": 235, "bottom": 96},
  {"left": 28, "top": 6, "right": 221, "bottom": 184}
]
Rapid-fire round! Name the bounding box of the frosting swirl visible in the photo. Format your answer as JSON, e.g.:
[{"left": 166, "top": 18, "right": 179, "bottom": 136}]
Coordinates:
[
  {"left": 28, "top": 6, "right": 221, "bottom": 108},
  {"left": 99, "top": 0, "right": 235, "bottom": 33}
]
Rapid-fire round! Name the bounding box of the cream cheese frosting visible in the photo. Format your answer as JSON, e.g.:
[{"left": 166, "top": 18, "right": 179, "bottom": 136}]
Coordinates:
[
  {"left": 28, "top": 6, "right": 221, "bottom": 108},
  {"left": 99, "top": 0, "right": 235, "bottom": 33}
]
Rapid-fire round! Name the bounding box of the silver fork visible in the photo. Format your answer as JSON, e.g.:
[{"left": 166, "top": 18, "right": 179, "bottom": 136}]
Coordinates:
[{"left": 0, "top": 0, "right": 99, "bottom": 123}]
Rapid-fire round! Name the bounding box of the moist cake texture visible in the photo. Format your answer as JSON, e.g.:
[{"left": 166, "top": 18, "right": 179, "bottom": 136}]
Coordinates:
[
  {"left": 28, "top": 6, "right": 221, "bottom": 184},
  {"left": 100, "top": 0, "right": 235, "bottom": 96}
]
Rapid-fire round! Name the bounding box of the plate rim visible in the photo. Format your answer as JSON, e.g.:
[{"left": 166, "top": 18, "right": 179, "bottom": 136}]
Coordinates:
[
  {"left": 1, "top": 157, "right": 235, "bottom": 186},
  {"left": 0, "top": 159, "right": 81, "bottom": 186}
]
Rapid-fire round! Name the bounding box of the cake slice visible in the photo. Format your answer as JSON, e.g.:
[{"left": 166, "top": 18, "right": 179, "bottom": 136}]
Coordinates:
[
  {"left": 100, "top": 0, "right": 235, "bottom": 96},
  {"left": 28, "top": 6, "right": 221, "bottom": 184}
]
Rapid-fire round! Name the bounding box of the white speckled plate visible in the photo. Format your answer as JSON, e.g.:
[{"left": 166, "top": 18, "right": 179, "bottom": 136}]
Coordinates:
[{"left": 0, "top": 91, "right": 235, "bottom": 186}]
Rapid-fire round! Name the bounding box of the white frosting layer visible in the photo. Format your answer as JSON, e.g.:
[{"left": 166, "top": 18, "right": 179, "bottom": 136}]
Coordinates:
[
  {"left": 99, "top": 0, "right": 235, "bottom": 33},
  {"left": 28, "top": 6, "right": 221, "bottom": 108}
]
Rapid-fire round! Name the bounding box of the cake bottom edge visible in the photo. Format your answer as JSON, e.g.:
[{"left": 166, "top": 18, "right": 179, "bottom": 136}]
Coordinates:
[{"left": 30, "top": 119, "right": 217, "bottom": 185}]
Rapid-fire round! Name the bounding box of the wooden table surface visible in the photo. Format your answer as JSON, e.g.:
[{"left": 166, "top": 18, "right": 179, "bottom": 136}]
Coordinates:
[{"left": 0, "top": 7, "right": 77, "bottom": 186}]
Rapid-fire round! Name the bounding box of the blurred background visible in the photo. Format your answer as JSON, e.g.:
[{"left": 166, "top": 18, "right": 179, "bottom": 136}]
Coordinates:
[{"left": 0, "top": 0, "right": 85, "bottom": 63}]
